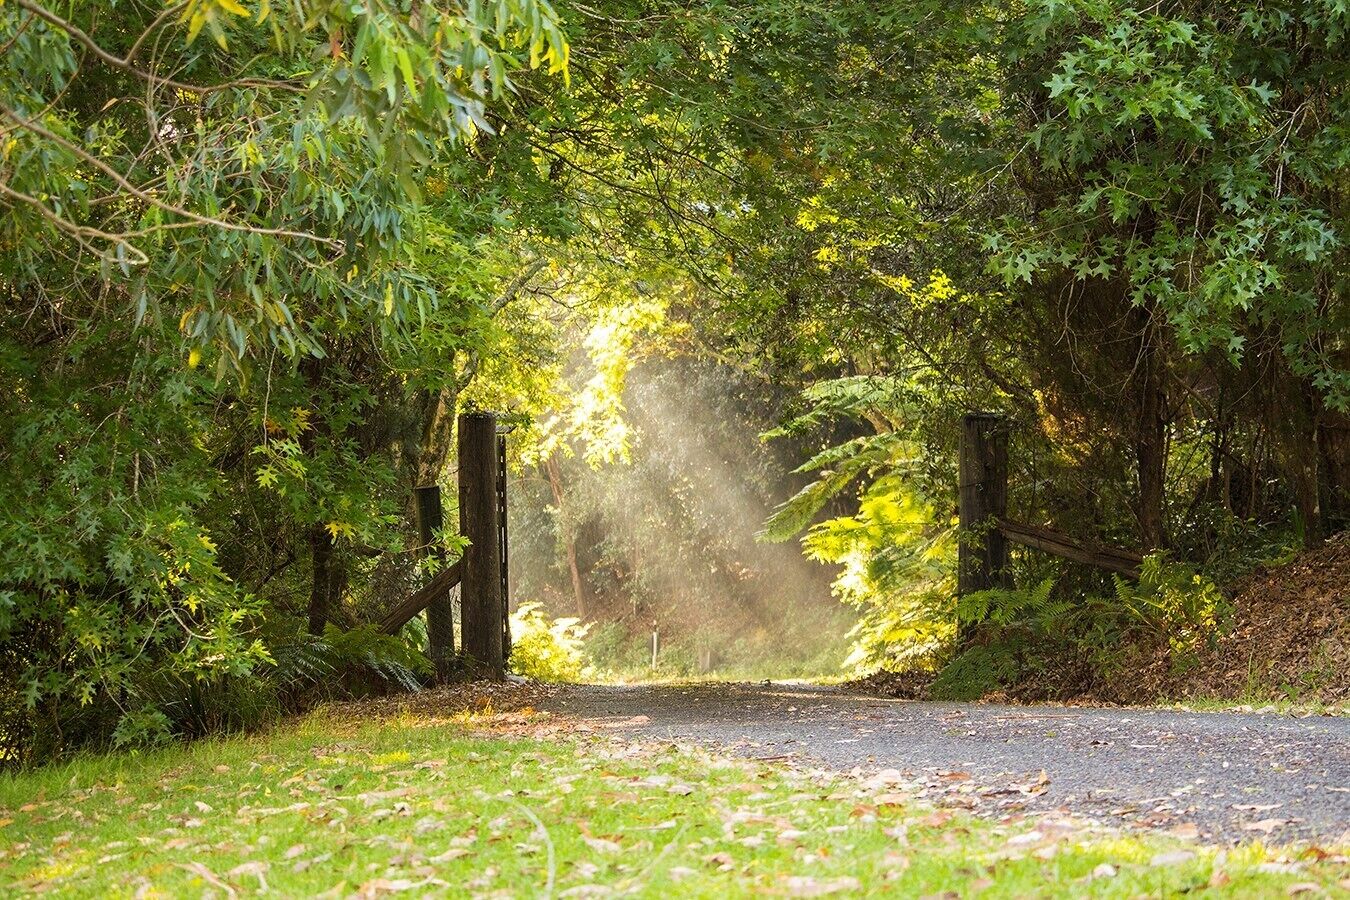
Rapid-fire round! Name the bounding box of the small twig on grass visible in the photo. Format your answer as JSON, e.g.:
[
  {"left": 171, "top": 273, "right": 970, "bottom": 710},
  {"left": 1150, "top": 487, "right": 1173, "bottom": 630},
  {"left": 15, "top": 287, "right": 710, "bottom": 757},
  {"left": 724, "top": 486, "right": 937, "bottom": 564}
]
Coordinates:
[
  {"left": 175, "top": 862, "right": 236, "bottom": 898},
  {"left": 510, "top": 800, "right": 556, "bottom": 900},
  {"left": 619, "top": 823, "right": 688, "bottom": 892}
]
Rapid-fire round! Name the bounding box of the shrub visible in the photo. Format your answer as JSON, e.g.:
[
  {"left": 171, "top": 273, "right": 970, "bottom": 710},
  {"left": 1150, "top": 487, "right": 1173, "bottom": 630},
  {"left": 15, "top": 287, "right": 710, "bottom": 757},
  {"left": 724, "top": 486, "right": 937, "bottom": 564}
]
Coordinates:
[
  {"left": 509, "top": 603, "right": 592, "bottom": 682},
  {"left": 1112, "top": 553, "right": 1230, "bottom": 660},
  {"left": 934, "top": 554, "right": 1231, "bottom": 699}
]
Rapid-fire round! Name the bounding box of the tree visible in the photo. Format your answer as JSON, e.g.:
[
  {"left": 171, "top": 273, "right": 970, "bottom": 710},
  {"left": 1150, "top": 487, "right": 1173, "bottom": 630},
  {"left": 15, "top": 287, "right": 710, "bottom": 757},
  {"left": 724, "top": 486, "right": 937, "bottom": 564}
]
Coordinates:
[{"left": 0, "top": 0, "right": 568, "bottom": 755}]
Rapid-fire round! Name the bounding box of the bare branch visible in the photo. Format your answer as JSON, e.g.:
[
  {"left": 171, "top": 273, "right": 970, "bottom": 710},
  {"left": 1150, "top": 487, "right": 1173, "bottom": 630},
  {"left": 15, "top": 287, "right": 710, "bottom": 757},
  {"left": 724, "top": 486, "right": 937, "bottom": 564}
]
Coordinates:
[
  {"left": 14, "top": 0, "right": 304, "bottom": 95},
  {"left": 0, "top": 180, "right": 150, "bottom": 265},
  {"left": 0, "top": 101, "right": 343, "bottom": 250}
]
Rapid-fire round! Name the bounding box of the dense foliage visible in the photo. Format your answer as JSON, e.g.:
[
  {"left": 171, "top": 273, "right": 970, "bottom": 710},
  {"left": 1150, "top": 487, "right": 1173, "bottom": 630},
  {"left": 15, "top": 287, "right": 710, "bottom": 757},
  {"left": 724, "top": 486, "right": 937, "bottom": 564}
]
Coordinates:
[
  {"left": 0, "top": 0, "right": 573, "bottom": 758},
  {"left": 3, "top": 0, "right": 1347, "bottom": 757},
  {"left": 497, "top": 0, "right": 1348, "bottom": 684}
]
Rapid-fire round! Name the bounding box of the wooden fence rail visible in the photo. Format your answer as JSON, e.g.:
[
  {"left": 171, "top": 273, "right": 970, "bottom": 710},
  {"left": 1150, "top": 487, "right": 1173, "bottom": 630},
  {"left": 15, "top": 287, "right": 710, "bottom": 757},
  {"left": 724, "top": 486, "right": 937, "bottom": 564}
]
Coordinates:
[
  {"left": 379, "top": 562, "right": 462, "bottom": 636},
  {"left": 958, "top": 411, "right": 1143, "bottom": 596},
  {"left": 378, "top": 411, "right": 509, "bottom": 682},
  {"left": 996, "top": 518, "right": 1142, "bottom": 579}
]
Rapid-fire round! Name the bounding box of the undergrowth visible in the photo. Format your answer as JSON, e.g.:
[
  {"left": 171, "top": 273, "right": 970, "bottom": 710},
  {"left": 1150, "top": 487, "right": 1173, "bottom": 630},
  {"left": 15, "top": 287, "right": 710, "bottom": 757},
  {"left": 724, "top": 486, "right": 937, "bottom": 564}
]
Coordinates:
[{"left": 931, "top": 555, "right": 1228, "bottom": 701}]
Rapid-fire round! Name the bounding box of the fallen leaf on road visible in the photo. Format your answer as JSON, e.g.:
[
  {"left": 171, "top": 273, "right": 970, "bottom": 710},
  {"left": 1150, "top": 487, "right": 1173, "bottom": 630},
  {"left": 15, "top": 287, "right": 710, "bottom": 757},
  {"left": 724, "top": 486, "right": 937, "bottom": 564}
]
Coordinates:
[
  {"left": 1016, "top": 770, "right": 1050, "bottom": 795},
  {"left": 863, "top": 769, "right": 906, "bottom": 790},
  {"left": 1243, "top": 819, "right": 1288, "bottom": 834}
]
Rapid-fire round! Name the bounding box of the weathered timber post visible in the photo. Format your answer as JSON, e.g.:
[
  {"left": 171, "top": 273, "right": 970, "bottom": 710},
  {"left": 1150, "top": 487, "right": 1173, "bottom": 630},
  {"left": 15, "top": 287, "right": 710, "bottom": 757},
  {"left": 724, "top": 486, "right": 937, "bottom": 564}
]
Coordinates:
[
  {"left": 415, "top": 485, "right": 455, "bottom": 682},
  {"left": 958, "top": 412, "right": 1011, "bottom": 601},
  {"left": 458, "top": 412, "right": 504, "bottom": 679},
  {"left": 496, "top": 429, "right": 511, "bottom": 661}
]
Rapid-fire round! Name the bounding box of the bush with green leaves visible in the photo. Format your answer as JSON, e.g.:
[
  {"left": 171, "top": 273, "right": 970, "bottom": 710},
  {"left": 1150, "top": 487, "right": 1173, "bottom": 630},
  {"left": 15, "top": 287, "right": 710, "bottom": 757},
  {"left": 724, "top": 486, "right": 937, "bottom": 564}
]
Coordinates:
[
  {"left": 0, "top": 0, "right": 568, "bottom": 761},
  {"left": 933, "top": 555, "right": 1230, "bottom": 699},
  {"left": 508, "top": 602, "right": 592, "bottom": 683},
  {"left": 1111, "top": 555, "right": 1231, "bottom": 662}
]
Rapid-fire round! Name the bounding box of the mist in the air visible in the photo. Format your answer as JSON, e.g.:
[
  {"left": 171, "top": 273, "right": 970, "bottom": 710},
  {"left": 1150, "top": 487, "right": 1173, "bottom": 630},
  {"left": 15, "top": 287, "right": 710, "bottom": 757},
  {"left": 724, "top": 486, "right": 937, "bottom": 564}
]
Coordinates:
[{"left": 508, "top": 353, "right": 855, "bottom": 680}]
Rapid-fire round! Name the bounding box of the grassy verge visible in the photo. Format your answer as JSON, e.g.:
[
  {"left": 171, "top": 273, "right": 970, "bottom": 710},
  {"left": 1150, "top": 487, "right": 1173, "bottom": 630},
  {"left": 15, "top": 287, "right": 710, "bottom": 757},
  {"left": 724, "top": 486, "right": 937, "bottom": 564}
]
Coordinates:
[
  {"left": 1157, "top": 697, "right": 1350, "bottom": 718},
  {"left": 1, "top": 694, "right": 1346, "bottom": 898}
]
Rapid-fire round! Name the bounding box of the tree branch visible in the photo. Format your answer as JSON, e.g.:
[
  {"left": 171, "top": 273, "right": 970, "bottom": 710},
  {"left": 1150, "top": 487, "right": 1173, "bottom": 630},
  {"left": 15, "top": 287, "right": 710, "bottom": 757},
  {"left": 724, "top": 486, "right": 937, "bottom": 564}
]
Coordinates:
[
  {"left": 0, "top": 101, "right": 343, "bottom": 250},
  {"left": 15, "top": 0, "right": 304, "bottom": 95}
]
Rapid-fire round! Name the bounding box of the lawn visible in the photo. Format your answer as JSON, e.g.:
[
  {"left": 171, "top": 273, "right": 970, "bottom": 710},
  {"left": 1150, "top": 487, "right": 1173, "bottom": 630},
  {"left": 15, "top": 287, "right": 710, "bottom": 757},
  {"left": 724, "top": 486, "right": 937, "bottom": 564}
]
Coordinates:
[{"left": 1, "top": 690, "right": 1346, "bottom": 898}]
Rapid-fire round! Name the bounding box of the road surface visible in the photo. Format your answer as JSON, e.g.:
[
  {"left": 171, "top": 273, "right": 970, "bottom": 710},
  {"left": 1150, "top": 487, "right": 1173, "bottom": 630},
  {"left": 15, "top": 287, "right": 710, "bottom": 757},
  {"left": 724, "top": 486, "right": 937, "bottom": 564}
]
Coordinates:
[{"left": 542, "top": 682, "right": 1350, "bottom": 844}]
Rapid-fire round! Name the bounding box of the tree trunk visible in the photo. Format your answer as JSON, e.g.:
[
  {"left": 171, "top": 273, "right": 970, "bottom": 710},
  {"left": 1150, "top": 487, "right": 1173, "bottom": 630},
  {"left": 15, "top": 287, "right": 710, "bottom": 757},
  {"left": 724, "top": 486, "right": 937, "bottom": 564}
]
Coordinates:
[
  {"left": 308, "top": 525, "right": 333, "bottom": 635},
  {"left": 1134, "top": 318, "right": 1168, "bottom": 551},
  {"left": 1271, "top": 363, "right": 1324, "bottom": 547},
  {"left": 415, "top": 387, "right": 458, "bottom": 489},
  {"left": 544, "top": 453, "right": 588, "bottom": 619},
  {"left": 416, "top": 485, "right": 455, "bottom": 681},
  {"left": 1318, "top": 408, "right": 1350, "bottom": 533}
]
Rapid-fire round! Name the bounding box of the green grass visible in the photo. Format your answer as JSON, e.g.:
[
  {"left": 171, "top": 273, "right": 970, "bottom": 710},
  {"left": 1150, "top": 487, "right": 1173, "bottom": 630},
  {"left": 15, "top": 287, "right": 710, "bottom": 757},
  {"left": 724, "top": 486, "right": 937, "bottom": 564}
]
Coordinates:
[
  {"left": 1159, "top": 697, "right": 1349, "bottom": 717},
  {"left": 1, "top": 701, "right": 1346, "bottom": 898}
]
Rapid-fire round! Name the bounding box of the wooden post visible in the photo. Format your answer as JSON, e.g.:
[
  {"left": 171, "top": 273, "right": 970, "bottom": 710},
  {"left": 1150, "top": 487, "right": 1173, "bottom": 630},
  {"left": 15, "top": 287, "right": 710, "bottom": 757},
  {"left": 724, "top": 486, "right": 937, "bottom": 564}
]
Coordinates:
[
  {"left": 496, "top": 431, "right": 511, "bottom": 661},
  {"left": 458, "top": 412, "right": 504, "bottom": 679},
  {"left": 958, "top": 412, "right": 1011, "bottom": 599},
  {"left": 416, "top": 485, "right": 455, "bottom": 682}
]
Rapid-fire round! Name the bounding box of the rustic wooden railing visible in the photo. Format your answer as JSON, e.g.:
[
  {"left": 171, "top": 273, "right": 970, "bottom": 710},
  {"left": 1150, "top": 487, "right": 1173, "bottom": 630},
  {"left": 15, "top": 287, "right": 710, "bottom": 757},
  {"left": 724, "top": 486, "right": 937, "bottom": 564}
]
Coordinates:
[
  {"left": 959, "top": 412, "right": 1144, "bottom": 596},
  {"left": 996, "top": 518, "right": 1142, "bottom": 579},
  {"left": 379, "top": 561, "right": 462, "bottom": 636},
  {"left": 379, "top": 411, "right": 509, "bottom": 681}
]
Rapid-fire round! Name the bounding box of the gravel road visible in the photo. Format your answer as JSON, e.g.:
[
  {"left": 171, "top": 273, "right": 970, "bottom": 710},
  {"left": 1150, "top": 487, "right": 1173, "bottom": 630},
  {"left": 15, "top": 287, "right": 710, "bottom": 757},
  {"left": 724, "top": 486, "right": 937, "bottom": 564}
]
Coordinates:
[{"left": 542, "top": 682, "right": 1350, "bottom": 844}]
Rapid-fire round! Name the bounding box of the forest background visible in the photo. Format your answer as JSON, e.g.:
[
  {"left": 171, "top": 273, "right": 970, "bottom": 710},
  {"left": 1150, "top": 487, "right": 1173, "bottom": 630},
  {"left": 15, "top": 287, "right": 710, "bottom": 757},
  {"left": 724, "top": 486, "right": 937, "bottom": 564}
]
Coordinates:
[{"left": 2, "top": 0, "right": 1347, "bottom": 761}]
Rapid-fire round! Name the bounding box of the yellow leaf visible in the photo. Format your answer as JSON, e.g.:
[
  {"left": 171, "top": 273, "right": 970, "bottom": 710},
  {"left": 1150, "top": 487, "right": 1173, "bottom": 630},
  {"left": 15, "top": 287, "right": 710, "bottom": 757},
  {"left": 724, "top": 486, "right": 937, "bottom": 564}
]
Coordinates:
[
  {"left": 216, "top": 0, "right": 250, "bottom": 16},
  {"left": 384, "top": 282, "right": 395, "bottom": 316},
  {"left": 188, "top": 348, "right": 202, "bottom": 369},
  {"left": 185, "top": 9, "right": 207, "bottom": 44},
  {"left": 257, "top": 0, "right": 270, "bottom": 23},
  {"left": 0, "top": 818, "right": 12, "bottom": 828}
]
